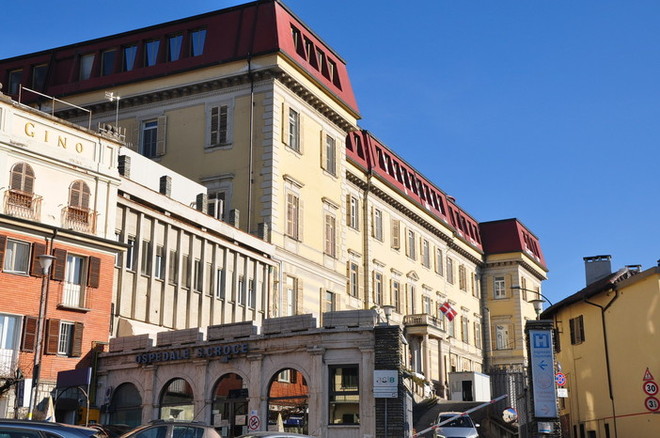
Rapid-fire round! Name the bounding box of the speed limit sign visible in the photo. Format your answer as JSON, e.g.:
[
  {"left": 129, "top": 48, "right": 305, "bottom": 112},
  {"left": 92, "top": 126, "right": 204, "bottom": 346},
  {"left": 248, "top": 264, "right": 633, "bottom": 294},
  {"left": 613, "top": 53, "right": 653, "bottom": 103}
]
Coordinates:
[
  {"left": 643, "top": 381, "right": 659, "bottom": 396},
  {"left": 645, "top": 396, "right": 660, "bottom": 412}
]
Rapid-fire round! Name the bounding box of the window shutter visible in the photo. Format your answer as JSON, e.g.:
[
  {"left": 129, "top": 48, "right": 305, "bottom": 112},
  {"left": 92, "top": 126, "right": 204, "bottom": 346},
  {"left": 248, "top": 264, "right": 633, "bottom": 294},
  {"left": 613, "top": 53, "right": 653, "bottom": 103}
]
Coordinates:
[
  {"left": 391, "top": 220, "right": 400, "bottom": 249},
  {"left": 87, "top": 256, "right": 101, "bottom": 288},
  {"left": 30, "top": 243, "right": 47, "bottom": 277},
  {"left": 281, "top": 102, "right": 290, "bottom": 145},
  {"left": 156, "top": 115, "right": 167, "bottom": 156},
  {"left": 296, "top": 278, "right": 304, "bottom": 314},
  {"left": 210, "top": 106, "right": 219, "bottom": 145},
  {"left": 71, "top": 322, "right": 84, "bottom": 357},
  {"left": 51, "top": 248, "right": 67, "bottom": 281},
  {"left": 21, "top": 316, "right": 38, "bottom": 352},
  {"left": 320, "top": 130, "right": 327, "bottom": 170},
  {"left": 0, "top": 235, "right": 6, "bottom": 269},
  {"left": 45, "top": 319, "right": 61, "bottom": 355},
  {"left": 10, "top": 164, "right": 24, "bottom": 190},
  {"left": 298, "top": 197, "right": 304, "bottom": 241},
  {"left": 291, "top": 369, "right": 298, "bottom": 384},
  {"left": 346, "top": 262, "right": 351, "bottom": 295},
  {"left": 358, "top": 263, "right": 364, "bottom": 300},
  {"left": 346, "top": 195, "right": 352, "bottom": 227}
]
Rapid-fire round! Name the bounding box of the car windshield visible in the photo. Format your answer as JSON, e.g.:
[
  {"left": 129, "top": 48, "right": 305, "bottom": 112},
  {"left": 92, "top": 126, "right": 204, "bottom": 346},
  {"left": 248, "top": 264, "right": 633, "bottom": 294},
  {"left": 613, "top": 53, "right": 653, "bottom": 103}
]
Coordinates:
[{"left": 439, "top": 415, "right": 473, "bottom": 428}]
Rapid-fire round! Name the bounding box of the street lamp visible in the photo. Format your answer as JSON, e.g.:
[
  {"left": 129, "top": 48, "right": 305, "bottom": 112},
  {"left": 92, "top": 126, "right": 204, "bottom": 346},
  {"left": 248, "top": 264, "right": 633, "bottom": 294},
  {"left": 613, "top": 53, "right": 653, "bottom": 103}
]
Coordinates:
[
  {"left": 511, "top": 285, "right": 554, "bottom": 320},
  {"left": 28, "top": 253, "right": 56, "bottom": 420}
]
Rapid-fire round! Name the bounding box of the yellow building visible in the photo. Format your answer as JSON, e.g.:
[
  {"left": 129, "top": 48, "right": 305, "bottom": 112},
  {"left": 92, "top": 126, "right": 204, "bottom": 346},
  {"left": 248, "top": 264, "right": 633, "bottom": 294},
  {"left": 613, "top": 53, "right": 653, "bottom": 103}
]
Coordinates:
[
  {"left": 0, "top": 0, "right": 548, "bottom": 408},
  {"left": 541, "top": 256, "right": 660, "bottom": 438}
]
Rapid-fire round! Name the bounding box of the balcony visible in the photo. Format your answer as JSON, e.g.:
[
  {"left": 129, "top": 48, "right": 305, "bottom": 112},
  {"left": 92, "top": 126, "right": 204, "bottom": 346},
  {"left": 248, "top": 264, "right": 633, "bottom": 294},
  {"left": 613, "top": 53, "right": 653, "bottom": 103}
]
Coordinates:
[
  {"left": 4, "top": 190, "right": 42, "bottom": 221},
  {"left": 403, "top": 313, "right": 446, "bottom": 339},
  {"left": 62, "top": 206, "right": 97, "bottom": 233}
]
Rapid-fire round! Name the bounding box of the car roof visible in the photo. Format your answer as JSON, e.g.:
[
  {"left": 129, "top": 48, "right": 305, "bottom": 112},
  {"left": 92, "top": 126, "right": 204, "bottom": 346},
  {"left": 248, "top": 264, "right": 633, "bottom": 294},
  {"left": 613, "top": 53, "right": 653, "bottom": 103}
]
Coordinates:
[
  {"left": 0, "top": 420, "right": 101, "bottom": 438},
  {"left": 236, "top": 432, "right": 314, "bottom": 438}
]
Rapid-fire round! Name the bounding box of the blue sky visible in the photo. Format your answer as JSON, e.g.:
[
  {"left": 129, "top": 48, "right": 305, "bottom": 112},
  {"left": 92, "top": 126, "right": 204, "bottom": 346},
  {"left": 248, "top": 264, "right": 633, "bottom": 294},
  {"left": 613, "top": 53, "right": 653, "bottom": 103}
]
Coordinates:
[{"left": 2, "top": 1, "right": 659, "bottom": 305}]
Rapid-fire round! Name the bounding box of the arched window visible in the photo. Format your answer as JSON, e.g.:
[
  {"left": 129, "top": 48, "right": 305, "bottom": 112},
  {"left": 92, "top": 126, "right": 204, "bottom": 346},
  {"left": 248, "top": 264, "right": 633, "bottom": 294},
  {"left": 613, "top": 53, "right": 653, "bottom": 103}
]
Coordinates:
[
  {"left": 109, "top": 383, "right": 143, "bottom": 427},
  {"left": 69, "top": 180, "right": 90, "bottom": 209},
  {"left": 212, "top": 373, "right": 247, "bottom": 438},
  {"left": 159, "top": 378, "right": 194, "bottom": 421},
  {"left": 268, "top": 368, "right": 309, "bottom": 434},
  {"left": 10, "top": 162, "right": 35, "bottom": 193}
]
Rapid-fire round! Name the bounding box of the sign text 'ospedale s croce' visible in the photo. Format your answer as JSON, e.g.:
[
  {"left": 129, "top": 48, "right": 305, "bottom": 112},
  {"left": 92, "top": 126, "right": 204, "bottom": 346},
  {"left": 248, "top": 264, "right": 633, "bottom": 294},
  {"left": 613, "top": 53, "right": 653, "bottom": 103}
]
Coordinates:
[{"left": 135, "top": 343, "right": 249, "bottom": 365}]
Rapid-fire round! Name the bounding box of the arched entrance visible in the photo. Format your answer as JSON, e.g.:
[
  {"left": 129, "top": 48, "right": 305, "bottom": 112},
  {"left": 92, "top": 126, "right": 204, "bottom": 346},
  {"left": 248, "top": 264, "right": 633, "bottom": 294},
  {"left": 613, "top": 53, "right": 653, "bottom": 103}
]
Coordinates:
[
  {"left": 159, "top": 378, "right": 194, "bottom": 421},
  {"left": 212, "top": 373, "right": 248, "bottom": 438},
  {"left": 267, "top": 368, "right": 309, "bottom": 434},
  {"left": 109, "top": 383, "right": 143, "bottom": 427}
]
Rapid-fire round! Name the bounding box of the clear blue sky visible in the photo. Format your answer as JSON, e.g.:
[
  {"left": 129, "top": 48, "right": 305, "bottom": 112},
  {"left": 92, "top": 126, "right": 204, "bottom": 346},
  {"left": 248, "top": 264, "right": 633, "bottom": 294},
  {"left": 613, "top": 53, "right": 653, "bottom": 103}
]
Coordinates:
[{"left": 3, "top": 1, "right": 659, "bottom": 305}]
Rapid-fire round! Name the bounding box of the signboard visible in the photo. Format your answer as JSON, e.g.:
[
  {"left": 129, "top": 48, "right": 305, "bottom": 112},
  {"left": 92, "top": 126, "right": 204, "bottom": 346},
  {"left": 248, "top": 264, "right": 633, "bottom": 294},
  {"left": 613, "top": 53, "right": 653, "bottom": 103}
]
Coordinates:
[
  {"left": 529, "top": 329, "right": 558, "bottom": 418},
  {"left": 555, "top": 372, "right": 566, "bottom": 387},
  {"left": 373, "top": 370, "right": 398, "bottom": 398},
  {"left": 557, "top": 388, "right": 568, "bottom": 398}
]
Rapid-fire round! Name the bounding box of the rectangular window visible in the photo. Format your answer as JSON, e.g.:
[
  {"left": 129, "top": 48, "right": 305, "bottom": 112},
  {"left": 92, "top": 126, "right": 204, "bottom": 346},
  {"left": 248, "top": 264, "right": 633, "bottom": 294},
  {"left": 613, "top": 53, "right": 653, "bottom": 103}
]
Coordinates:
[
  {"left": 190, "top": 29, "right": 207, "bottom": 56},
  {"left": 324, "top": 214, "right": 336, "bottom": 257},
  {"left": 406, "top": 230, "right": 416, "bottom": 260},
  {"left": 123, "top": 45, "right": 138, "bottom": 71},
  {"left": 329, "top": 365, "right": 359, "bottom": 425},
  {"left": 521, "top": 277, "right": 528, "bottom": 301},
  {"left": 373, "top": 272, "right": 383, "bottom": 305},
  {"left": 194, "top": 259, "right": 203, "bottom": 292},
  {"left": 167, "top": 34, "right": 183, "bottom": 61},
  {"left": 324, "top": 291, "right": 336, "bottom": 313},
  {"left": 155, "top": 246, "right": 165, "bottom": 280},
  {"left": 8, "top": 69, "right": 22, "bottom": 95},
  {"left": 435, "top": 248, "right": 444, "bottom": 276},
  {"left": 126, "top": 237, "right": 136, "bottom": 271},
  {"left": 285, "top": 276, "right": 297, "bottom": 316},
  {"left": 446, "top": 257, "right": 454, "bottom": 284},
  {"left": 32, "top": 64, "right": 48, "bottom": 90},
  {"left": 421, "top": 239, "right": 430, "bottom": 268},
  {"left": 3, "top": 239, "right": 30, "bottom": 274},
  {"left": 79, "top": 54, "right": 95, "bottom": 81},
  {"left": 168, "top": 250, "right": 178, "bottom": 284},
  {"left": 496, "top": 324, "right": 510, "bottom": 350},
  {"left": 494, "top": 276, "right": 506, "bottom": 299},
  {"left": 448, "top": 318, "right": 455, "bottom": 338},
  {"left": 391, "top": 219, "right": 401, "bottom": 249},
  {"left": 58, "top": 322, "right": 75, "bottom": 355},
  {"left": 570, "top": 315, "right": 585, "bottom": 344},
  {"left": 63, "top": 254, "right": 86, "bottom": 308},
  {"left": 391, "top": 280, "right": 401, "bottom": 313},
  {"left": 348, "top": 196, "right": 359, "bottom": 230},
  {"left": 182, "top": 255, "right": 190, "bottom": 289},
  {"left": 348, "top": 262, "right": 359, "bottom": 298},
  {"left": 248, "top": 279, "right": 256, "bottom": 309},
  {"left": 407, "top": 284, "right": 415, "bottom": 314},
  {"left": 459, "top": 265, "right": 467, "bottom": 291},
  {"left": 101, "top": 50, "right": 116, "bottom": 76},
  {"left": 474, "top": 322, "right": 482, "bottom": 349},
  {"left": 461, "top": 316, "right": 469, "bottom": 343},
  {"left": 141, "top": 120, "right": 158, "bottom": 158},
  {"left": 209, "top": 104, "right": 229, "bottom": 146},
  {"left": 140, "top": 240, "right": 152, "bottom": 276},
  {"left": 237, "top": 276, "right": 246, "bottom": 305},
  {"left": 145, "top": 40, "right": 160, "bottom": 67},
  {"left": 422, "top": 296, "right": 431, "bottom": 315},
  {"left": 286, "top": 192, "right": 300, "bottom": 240},
  {"left": 208, "top": 192, "right": 225, "bottom": 220},
  {"left": 215, "top": 268, "right": 225, "bottom": 299},
  {"left": 288, "top": 108, "right": 300, "bottom": 152},
  {"left": 373, "top": 209, "right": 383, "bottom": 241},
  {"left": 324, "top": 134, "right": 337, "bottom": 175}
]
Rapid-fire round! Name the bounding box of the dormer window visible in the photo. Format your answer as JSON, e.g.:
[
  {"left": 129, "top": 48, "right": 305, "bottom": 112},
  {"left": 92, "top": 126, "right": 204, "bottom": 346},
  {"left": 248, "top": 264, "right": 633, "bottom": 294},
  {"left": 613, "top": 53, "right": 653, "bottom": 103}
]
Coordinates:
[{"left": 190, "top": 29, "right": 206, "bottom": 57}]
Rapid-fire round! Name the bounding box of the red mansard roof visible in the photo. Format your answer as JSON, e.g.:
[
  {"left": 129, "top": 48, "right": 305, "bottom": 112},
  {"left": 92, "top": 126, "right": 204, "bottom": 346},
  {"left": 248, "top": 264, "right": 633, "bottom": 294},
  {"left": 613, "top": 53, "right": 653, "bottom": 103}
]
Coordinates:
[
  {"left": 479, "top": 219, "right": 547, "bottom": 269},
  {"left": 0, "top": 0, "right": 359, "bottom": 116}
]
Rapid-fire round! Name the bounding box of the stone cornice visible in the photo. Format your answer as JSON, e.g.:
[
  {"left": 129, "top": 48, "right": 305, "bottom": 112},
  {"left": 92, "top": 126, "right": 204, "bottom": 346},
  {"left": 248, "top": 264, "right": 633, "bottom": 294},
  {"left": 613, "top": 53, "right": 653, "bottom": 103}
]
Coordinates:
[
  {"left": 484, "top": 259, "right": 547, "bottom": 281},
  {"left": 55, "top": 67, "right": 356, "bottom": 133}
]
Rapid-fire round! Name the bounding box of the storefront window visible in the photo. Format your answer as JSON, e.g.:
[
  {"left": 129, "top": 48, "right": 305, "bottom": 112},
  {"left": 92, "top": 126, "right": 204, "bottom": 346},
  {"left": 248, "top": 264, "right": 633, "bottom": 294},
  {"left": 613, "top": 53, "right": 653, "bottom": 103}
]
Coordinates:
[
  {"left": 212, "top": 373, "right": 248, "bottom": 438},
  {"left": 268, "top": 368, "right": 309, "bottom": 434},
  {"left": 160, "top": 378, "right": 194, "bottom": 421},
  {"left": 328, "top": 365, "right": 359, "bottom": 425},
  {"left": 109, "top": 383, "right": 143, "bottom": 427}
]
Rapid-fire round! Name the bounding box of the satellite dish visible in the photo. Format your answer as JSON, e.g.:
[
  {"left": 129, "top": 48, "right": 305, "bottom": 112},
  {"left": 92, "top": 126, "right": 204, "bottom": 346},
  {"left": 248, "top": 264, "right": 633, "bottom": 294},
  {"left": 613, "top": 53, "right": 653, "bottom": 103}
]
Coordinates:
[{"left": 502, "top": 407, "right": 518, "bottom": 423}]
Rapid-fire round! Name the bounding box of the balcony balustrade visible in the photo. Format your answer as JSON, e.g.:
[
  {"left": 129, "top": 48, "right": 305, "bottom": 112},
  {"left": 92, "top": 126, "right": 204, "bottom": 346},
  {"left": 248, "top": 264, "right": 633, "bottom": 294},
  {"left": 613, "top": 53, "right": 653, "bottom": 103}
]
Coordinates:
[
  {"left": 4, "top": 190, "right": 41, "bottom": 220},
  {"left": 62, "top": 206, "right": 97, "bottom": 233}
]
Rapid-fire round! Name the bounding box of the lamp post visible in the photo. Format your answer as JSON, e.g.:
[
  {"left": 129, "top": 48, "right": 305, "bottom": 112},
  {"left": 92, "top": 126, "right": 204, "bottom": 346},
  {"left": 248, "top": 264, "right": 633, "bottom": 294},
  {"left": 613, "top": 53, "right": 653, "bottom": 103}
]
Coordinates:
[
  {"left": 511, "top": 285, "right": 554, "bottom": 320},
  {"left": 28, "top": 253, "right": 56, "bottom": 420}
]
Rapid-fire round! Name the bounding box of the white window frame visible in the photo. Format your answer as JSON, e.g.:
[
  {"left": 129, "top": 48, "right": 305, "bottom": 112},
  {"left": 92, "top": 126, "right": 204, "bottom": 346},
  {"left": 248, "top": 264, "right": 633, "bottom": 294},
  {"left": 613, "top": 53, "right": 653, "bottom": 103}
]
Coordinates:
[
  {"left": 421, "top": 239, "right": 430, "bottom": 268},
  {"left": 494, "top": 276, "right": 506, "bottom": 299},
  {"left": 207, "top": 102, "right": 233, "bottom": 148},
  {"left": 373, "top": 272, "right": 383, "bottom": 305},
  {"left": 348, "top": 196, "right": 359, "bottom": 230},
  {"left": 406, "top": 230, "right": 416, "bottom": 260},
  {"left": 140, "top": 119, "right": 158, "bottom": 158},
  {"left": 286, "top": 192, "right": 300, "bottom": 240},
  {"left": 324, "top": 213, "right": 336, "bottom": 257},
  {"left": 288, "top": 108, "right": 300, "bottom": 152},
  {"left": 349, "top": 262, "right": 359, "bottom": 298},
  {"left": 496, "top": 324, "right": 510, "bottom": 350},
  {"left": 324, "top": 134, "right": 337, "bottom": 175},
  {"left": 3, "top": 239, "right": 31, "bottom": 274},
  {"left": 58, "top": 321, "right": 75, "bottom": 355},
  {"left": 63, "top": 254, "right": 87, "bottom": 308},
  {"left": 373, "top": 208, "right": 383, "bottom": 241}
]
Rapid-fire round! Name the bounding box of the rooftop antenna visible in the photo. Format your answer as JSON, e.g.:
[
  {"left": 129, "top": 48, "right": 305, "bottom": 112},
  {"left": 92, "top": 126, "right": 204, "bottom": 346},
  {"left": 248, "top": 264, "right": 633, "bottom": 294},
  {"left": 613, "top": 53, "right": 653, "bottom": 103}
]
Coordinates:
[{"left": 105, "top": 91, "right": 120, "bottom": 127}]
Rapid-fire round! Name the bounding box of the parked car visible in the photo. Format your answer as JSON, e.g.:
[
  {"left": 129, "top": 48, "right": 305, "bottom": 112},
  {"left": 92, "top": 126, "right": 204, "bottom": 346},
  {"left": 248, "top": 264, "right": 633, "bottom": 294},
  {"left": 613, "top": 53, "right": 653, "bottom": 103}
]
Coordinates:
[
  {"left": 433, "top": 412, "right": 479, "bottom": 438},
  {"left": 236, "top": 432, "right": 314, "bottom": 438},
  {"left": 88, "top": 424, "right": 134, "bottom": 438},
  {"left": 0, "top": 419, "right": 105, "bottom": 438},
  {"left": 117, "top": 421, "right": 220, "bottom": 438}
]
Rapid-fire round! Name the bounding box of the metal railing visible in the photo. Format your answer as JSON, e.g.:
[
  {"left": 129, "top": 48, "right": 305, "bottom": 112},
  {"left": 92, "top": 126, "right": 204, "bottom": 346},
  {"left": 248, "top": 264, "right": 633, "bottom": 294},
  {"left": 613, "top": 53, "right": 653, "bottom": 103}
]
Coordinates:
[{"left": 4, "top": 190, "right": 42, "bottom": 220}]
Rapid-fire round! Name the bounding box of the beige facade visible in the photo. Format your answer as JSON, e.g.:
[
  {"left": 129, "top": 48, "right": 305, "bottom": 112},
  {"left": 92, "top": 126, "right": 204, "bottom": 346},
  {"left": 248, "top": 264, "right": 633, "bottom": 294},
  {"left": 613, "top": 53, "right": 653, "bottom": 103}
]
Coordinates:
[{"left": 542, "top": 260, "right": 660, "bottom": 437}]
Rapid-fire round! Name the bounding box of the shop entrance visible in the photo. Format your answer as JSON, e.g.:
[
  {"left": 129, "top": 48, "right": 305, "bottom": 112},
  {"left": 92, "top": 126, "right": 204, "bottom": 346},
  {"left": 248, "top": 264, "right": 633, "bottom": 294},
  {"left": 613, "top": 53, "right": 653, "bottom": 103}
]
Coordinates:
[{"left": 212, "top": 373, "right": 248, "bottom": 438}]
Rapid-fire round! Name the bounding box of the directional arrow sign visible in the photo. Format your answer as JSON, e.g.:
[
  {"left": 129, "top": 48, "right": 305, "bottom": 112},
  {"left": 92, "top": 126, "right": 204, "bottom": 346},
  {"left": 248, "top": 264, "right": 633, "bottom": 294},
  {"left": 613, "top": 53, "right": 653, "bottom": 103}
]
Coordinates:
[{"left": 539, "top": 360, "right": 548, "bottom": 371}]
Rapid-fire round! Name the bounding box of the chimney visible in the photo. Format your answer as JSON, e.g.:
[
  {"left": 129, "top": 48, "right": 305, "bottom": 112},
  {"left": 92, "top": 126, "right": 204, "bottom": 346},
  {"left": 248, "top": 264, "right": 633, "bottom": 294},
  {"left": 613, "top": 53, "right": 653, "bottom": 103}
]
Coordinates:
[
  {"left": 118, "top": 155, "right": 131, "bottom": 178},
  {"left": 159, "top": 176, "right": 172, "bottom": 197},
  {"left": 583, "top": 255, "right": 612, "bottom": 286}
]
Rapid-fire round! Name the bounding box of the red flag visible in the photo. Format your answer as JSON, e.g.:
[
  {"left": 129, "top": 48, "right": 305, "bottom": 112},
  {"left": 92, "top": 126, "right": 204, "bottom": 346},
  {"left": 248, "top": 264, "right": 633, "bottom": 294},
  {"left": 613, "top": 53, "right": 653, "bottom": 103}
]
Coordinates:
[{"left": 439, "top": 301, "right": 457, "bottom": 322}]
